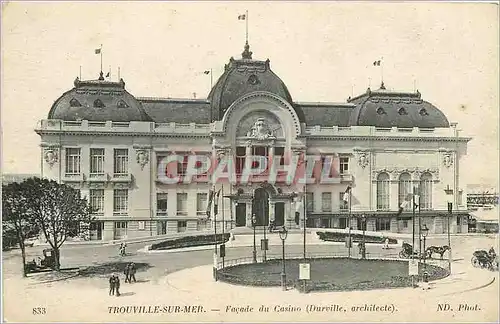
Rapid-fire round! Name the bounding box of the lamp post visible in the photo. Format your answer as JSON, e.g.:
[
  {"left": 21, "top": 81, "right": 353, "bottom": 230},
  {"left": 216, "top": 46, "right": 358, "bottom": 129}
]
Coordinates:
[
  {"left": 279, "top": 226, "right": 288, "bottom": 291},
  {"left": 262, "top": 200, "right": 267, "bottom": 262},
  {"left": 421, "top": 224, "right": 429, "bottom": 270},
  {"left": 252, "top": 214, "right": 257, "bottom": 263},
  {"left": 361, "top": 214, "right": 366, "bottom": 259}
]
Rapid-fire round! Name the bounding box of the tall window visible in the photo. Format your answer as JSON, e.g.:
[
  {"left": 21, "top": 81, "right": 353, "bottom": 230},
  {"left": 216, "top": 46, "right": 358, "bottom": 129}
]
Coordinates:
[
  {"left": 321, "top": 192, "right": 332, "bottom": 212},
  {"left": 197, "top": 193, "right": 208, "bottom": 215},
  {"left": 114, "top": 149, "right": 128, "bottom": 174},
  {"left": 274, "top": 147, "right": 285, "bottom": 166},
  {"left": 251, "top": 146, "right": 268, "bottom": 173},
  {"left": 420, "top": 172, "right": 433, "bottom": 210},
  {"left": 235, "top": 147, "right": 246, "bottom": 175},
  {"left": 113, "top": 189, "right": 128, "bottom": 214},
  {"left": 376, "top": 173, "right": 390, "bottom": 210},
  {"left": 376, "top": 218, "right": 391, "bottom": 231},
  {"left": 398, "top": 173, "right": 412, "bottom": 211},
  {"left": 305, "top": 192, "right": 314, "bottom": 212},
  {"left": 89, "top": 189, "right": 104, "bottom": 214},
  {"left": 340, "top": 157, "right": 349, "bottom": 174},
  {"left": 65, "top": 148, "right": 81, "bottom": 175},
  {"left": 177, "top": 193, "right": 188, "bottom": 215},
  {"left": 156, "top": 193, "right": 168, "bottom": 213},
  {"left": 339, "top": 192, "right": 348, "bottom": 211},
  {"left": 177, "top": 155, "right": 189, "bottom": 176},
  {"left": 90, "top": 148, "right": 105, "bottom": 175}
]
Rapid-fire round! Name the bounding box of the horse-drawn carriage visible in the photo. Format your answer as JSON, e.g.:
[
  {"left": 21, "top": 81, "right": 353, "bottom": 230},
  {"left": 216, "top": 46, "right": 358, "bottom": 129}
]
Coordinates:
[
  {"left": 471, "top": 248, "right": 498, "bottom": 271},
  {"left": 399, "top": 242, "right": 423, "bottom": 258},
  {"left": 25, "top": 248, "right": 56, "bottom": 273}
]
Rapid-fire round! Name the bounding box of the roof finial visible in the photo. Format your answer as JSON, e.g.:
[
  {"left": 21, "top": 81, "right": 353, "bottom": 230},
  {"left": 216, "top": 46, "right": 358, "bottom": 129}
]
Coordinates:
[
  {"left": 242, "top": 40, "right": 253, "bottom": 59},
  {"left": 380, "top": 81, "right": 386, "bottom": 90},
  {"left": 98, "top": 71, "right": 105, "bottom": 81}
]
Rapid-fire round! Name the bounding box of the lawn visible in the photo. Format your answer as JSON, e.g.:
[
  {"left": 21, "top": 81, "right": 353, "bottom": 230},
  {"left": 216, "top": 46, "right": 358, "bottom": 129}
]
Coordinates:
[{"left": 218, "top": 258, "right": 449, "bottom": 292}]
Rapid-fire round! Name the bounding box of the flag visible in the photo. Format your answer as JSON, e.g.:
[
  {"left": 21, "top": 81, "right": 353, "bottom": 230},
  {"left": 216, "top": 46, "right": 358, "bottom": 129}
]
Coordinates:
[
  {"left": 204, "top": 70, "right": 210, "bottom": 74},
  {"left": 206, "top": 189, "right": 215, "bottom": 218},
  {"left": 343, "top": 186, "right": 352, "bottom": 204},
  {"left": 413, "top": 195, "right": 420, "bottom": 210},
  {"left": 106, "top": 72, "right": 110, "bottom": 77},
  {"left": 213, "top": 189, "right": 222, "bottom": 216},
  {"left": 95, "top": 48, "right": 101, "bottom": 54},
  {"left": 397, "top": 193, "right": 414, "bottom": 217},
  {"left": 238, "top": 14, "right": 246, "bottom": 20},
  {"left": 373, "top": 60, "right": 381, "bottom": 66}
]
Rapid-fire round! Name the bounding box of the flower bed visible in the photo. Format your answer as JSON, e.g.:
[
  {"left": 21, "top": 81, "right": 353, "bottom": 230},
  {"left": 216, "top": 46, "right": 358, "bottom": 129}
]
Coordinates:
[
  {"left": 218, "top": 258, "right": 449, "bottom": 292},
  {"left": 316, "top": 231, "right": 398, "bottom": 244},
  {"left": 150, "top": 233, "right": 230, "bottom": 250}
]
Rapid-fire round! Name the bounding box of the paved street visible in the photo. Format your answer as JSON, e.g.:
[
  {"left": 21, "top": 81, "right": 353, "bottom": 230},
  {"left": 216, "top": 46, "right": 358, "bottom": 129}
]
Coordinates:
[{"left": 2, "top": 233, "right": 498, "bottom": 322}]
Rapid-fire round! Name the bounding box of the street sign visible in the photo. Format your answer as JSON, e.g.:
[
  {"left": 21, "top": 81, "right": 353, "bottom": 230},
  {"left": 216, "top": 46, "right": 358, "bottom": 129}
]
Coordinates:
[
  {"left": 408, "top": 259, "right": 418, "bottom": 276},
  {"left": 299, "top": 263, "right": 310, "bottom": 280}
]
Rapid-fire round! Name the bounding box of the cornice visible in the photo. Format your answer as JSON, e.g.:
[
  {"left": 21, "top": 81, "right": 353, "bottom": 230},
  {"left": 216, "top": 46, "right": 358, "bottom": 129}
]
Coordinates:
[{"left": 35, "top": 130, "right": 210, "bottom": 139}]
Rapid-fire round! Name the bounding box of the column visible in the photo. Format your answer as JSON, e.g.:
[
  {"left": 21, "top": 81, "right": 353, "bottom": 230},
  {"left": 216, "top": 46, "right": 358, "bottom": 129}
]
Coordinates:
[
  {"left": 246, "top": 202, "right": 252, "bottom": 227},
  {"left": 269, "top": 201, "right": 275, "bottom": 223},
  {"left": 390, "top": 218, "right": 399, "bottom": 233}
]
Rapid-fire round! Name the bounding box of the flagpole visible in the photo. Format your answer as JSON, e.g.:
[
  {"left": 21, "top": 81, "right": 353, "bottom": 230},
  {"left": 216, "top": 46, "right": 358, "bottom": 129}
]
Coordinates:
[
  {"left": 412, "top": 187, "right": 416, "bottom": 253},
  {"left": 348, "top": 190, "right": 352, "bottom": 258},
  {"left": 303, "top": 185, "right": 306, "bottom": 260},
  {"left": 245, "top": 10, "right": 249, "bottom": 43},
  {"left": 222, "top": 183, "right": 225, "bottom": 269},
  {"left": 100, "top": 44, "right": 103, "bottom": 73},
  {"left": 79, "top": 66, "right": 82, "bottom": 80}
]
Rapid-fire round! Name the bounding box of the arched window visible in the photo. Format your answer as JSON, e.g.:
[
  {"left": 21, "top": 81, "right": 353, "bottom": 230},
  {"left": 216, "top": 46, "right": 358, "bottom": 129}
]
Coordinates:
[
  {"left": 420, "top": 172, "right": 433, "bottom": 210},
  {"left": 376, "top": 173, "right": 390, "bottom": 210},
  {"left": 94, "top": 99, "right": 105, "bottom": 108},
  {"left": 398, "top": 173, "right": 412, "bottom": 210}
]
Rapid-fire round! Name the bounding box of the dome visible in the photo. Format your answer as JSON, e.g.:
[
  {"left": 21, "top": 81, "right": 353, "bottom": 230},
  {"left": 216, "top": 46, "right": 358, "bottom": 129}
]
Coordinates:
[
  {"left": 48, "top": 73, "right": 152, "bottom": 122},
  {"left": 207, "top": 42, "right": 305, "bottom": 122},
  {"left": 348, "top": 83, "right": 449, "bottom": 128}
]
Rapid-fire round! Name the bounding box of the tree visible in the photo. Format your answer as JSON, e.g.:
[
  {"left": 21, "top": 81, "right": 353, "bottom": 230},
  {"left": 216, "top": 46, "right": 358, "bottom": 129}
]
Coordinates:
[
  {"left": 2, "top": 182, "right": 38, "bottom": 276},
  {"left": 24, "top": 178, "right": 92, "bottom": 271}
]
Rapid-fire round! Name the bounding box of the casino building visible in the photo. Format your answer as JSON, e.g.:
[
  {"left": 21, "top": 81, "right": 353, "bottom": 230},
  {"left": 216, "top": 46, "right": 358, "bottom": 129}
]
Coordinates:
[{"left": 36, "top": 42, "right": 471, "bottom": 241}]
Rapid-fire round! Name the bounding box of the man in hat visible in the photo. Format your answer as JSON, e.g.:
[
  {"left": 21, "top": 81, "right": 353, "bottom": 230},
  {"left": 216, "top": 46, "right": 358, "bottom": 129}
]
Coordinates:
[
  {"left": 128, "top": 262, "right": 137, "bottom": 283},
  {"left": 114, "top": 273, "right": 121, "bottom": 296},
  {"left": 108, "top": 274, "right": 115, "bottom": 296}
]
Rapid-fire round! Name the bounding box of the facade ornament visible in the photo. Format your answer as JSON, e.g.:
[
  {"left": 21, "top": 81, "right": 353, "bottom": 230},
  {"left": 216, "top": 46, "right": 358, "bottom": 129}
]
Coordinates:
[
  {"left": 246, "top": 118, "right": 276, "bottom": 140},
  {"left": 44, "top": 149, "right": 58, "bottom": 167},
  {"left": 443, "top": 153, "right": 453, "bottom": 168},
  {"left": 357, "top": 152, "right": 369, "bottom": 169},
  {"left": 136, "top": 150, "right": 149, "bottom": 170}
]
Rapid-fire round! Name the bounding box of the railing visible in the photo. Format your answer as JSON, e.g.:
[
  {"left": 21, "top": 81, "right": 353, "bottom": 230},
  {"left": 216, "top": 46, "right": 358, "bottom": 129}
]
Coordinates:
[{"left": 216, "top": 251, "right": 449, "bottom": 270}]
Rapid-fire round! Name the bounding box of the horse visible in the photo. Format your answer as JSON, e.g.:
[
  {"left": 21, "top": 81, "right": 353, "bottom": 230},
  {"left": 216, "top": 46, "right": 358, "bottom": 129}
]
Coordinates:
[{"left": 425, "top": 245, "right": 450, "bottom": 259}]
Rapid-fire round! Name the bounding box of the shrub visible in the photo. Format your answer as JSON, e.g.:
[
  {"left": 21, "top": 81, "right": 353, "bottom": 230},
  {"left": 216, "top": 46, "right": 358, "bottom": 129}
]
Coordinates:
[
  {"left": 316, "top": 231, "right": 398, "bottom": 244},
  {"left": 150, "top": 233, "right": 230, "bottom": 250}
]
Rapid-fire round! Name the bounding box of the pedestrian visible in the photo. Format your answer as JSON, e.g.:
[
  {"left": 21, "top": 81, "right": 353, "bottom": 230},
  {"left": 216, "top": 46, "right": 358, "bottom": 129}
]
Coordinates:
[
  {"left": 128, "top": 262, "right": 137, "bottom": 283},
  {"left": 108, "top": 275, "right": 115, "bottom": 296},
  {"left": 114, "top": 274, "right": 121, "bottom": 296},
  {"left": 122, "top": 243, "right": 127, "bottom": 256},
  {"left": 383, "top": 238, "right": 389, "bottom": 249},
  {"left": 119, "top": 243, "right": 124, "bottom": 256},
  {"left": 124, "top": 263, "right": 130, "bottom": 283}
]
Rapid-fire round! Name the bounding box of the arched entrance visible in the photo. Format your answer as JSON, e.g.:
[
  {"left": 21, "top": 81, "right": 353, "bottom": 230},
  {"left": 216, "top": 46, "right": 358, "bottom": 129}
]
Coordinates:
[{"left": 252, "top": 188, "right": 269, "bottom": 226}]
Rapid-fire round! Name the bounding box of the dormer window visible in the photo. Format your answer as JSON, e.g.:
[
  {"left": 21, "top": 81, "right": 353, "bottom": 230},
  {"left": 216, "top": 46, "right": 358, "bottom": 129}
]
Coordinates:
[
  {"left": 69, "top": 98, "right": 81, "bottom": 107},
  {"left": 94, "top": 99, "right": 105, "bottom": 108},
  {"left": 398, "top": 107, "right": 408, "bottom": 115},
  {"left": 419, "top": 108, "right": 429, "bottom": 116},
  {"left": 248, "top": 74, "right": 260, "bottom": 85},
  {"left": 117, "top": 100, "right": 129, "bottom": 108},
  {"left": 377, "top": 107, "right": 386, "bottom": 115}
]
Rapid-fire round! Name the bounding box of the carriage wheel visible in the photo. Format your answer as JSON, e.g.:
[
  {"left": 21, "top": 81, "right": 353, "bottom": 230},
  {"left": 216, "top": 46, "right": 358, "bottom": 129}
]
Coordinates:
[
  {"left": 399, "top": 251, "right": 406, "bottom": 259},
  {"left": 471, "top": 256, "right": 481, "bottom": 268}
]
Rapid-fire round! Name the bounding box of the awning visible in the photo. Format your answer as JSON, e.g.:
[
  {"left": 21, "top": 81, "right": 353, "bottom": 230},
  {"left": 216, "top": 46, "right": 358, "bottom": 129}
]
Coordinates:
[{"left": 470, "top": 207, "right": 499, "bottom": 222}]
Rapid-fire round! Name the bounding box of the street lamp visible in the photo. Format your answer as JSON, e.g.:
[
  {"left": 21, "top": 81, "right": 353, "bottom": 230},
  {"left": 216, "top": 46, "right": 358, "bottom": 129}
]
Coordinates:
[
  {"left": 421, "top": 224, "right": 429, "bottom": 270},
  {"left": 252, "top": 214, "right": 257, "bottom": 263},
  {"left": 361, "top": 214, "right": 366, "bottom": 259},
  {"left": 279, "top": 226, "right": 288, "bottom": 291}
]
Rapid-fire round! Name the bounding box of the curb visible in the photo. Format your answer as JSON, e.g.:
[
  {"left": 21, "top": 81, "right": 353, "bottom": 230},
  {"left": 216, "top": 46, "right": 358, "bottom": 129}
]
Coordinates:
[
  {"left": 29, "top": 271, "right": 80, "bottom": 285},
  {"left": 439, "top": 275, "right": 496, "bottom": 296}
]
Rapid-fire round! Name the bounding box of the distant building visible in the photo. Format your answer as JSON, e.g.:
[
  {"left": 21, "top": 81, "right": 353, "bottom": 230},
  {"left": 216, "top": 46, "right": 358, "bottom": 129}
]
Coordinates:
[
  {"left": 2, "top": 173, "right": 39, "bottom": 185},
  {"left": 467, "top": 184, "right": 499, "bottom": 210},
  {"left": 35, "top": 41, "right": 470, "bottom": 241}
]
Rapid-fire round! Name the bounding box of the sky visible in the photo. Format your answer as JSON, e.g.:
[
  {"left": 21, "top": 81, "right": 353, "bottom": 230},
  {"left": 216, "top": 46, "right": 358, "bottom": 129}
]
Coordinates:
[{"left": 1, "top": 2, "right": 499, "bottom": 186}]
